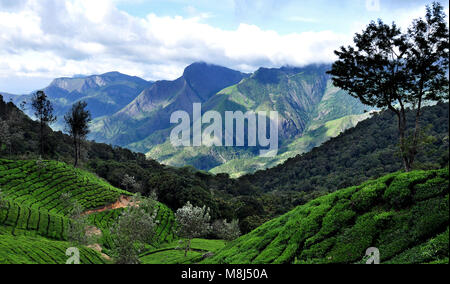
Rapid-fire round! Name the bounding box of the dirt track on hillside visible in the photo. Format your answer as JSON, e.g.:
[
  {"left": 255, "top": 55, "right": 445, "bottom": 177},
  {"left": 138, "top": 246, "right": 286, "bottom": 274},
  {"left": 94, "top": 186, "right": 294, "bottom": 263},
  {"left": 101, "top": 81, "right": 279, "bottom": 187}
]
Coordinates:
[{"left": 82, "top": 195, "right": 133, "bottom": 215}]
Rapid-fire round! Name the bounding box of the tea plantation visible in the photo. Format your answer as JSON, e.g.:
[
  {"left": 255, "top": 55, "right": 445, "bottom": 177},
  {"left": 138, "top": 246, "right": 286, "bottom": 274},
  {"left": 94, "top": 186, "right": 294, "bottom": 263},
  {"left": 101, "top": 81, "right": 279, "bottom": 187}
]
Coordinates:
[
  {"left": 204, "top": 168, "right": 449, "bottom": 264},
  {"left": 87, "top": 203, "right": 176, "bottom": 250},
  {"left": 0, "top": 159, "right": 176, "bottom": 264},
  {"left": 1, "top": 158, "right": 448, "bottom": 264},
  {"left": 0, "top": 234, "right": 107, "bottom": 264}
]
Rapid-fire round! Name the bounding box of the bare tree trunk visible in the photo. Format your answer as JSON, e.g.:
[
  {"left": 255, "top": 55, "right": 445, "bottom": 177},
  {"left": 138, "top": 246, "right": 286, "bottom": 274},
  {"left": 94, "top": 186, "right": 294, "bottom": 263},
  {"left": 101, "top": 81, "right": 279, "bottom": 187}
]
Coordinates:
[
  {"left": 73, "top": 135, "right": 78, "bottom": 167},
  {"left": 40, "top": 120, "right": 44, "bottom": 157},
  {"left": 410, "top": 96, "right": 423, "bottom": 168},
  {"left": 77, "top": 137, "right": 82, "bottom": 165},
  {"left": 395, "top": 111, "right": 411, "bottom": 172}
]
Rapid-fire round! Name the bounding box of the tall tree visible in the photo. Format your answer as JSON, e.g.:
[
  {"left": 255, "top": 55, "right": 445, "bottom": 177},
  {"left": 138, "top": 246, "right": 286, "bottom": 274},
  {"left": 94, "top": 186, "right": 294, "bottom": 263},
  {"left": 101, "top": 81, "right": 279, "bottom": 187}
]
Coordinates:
[
  {"left": 404, "top": 2, "right": 449, "bottom": 169},
  {"left": 64, "top": 101, "right": 92, "bottom": 167},
  {"left": 31, "top": 91, "right": 57, "bottom": 156},
  {"left": 327, "top": 2, "right": 448, "bottom": 172}
]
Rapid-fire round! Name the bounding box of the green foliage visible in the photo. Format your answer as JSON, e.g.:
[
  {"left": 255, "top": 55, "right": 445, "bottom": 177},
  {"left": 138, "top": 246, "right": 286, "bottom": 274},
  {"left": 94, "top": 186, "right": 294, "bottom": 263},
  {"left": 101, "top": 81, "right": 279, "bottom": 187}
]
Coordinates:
[
  {"left": 212, "top": 219, "right": 241, "bottom": 242},
  {"left": 0, "top": 233, "right": 106, "bottom": 264},
  {"left": 0, "top": 94, "right": 448, "bottom": 236},
  {"left": 205, "top": 169, "right": 449, "bottom": 264},
  {"left": 351, "top": 181, "right": 386, "bottom": 211},
  {"left": 383, "top": 171, "right": 433, "bottom": 208},
  {"left": 245, "top": 102, "right": 449, "bottom": 198},
  {"left": 64, "top": 100, "right": 92, "bottom": 167},
  {"left": 139, "top": 238, "right": 226, "bottom": 264},
  {"left": 109, "top": 195, "right": 159, "bottom": 264}
]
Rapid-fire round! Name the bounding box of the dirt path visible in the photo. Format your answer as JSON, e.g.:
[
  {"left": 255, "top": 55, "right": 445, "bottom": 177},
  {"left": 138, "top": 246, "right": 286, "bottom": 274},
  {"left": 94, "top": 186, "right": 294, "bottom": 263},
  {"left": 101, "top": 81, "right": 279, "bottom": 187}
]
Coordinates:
[
  {"left": 81, "top": 195, "right": 140, "bottom": 261},
  {"left": 85, "top": 226, "right": 112, "bottom": 261},
  {"left": 82, "top": 195, "right": 133, "bottom": 215},
  {"left": 87, "top": 243, "right": 112, "bottom": 261}
]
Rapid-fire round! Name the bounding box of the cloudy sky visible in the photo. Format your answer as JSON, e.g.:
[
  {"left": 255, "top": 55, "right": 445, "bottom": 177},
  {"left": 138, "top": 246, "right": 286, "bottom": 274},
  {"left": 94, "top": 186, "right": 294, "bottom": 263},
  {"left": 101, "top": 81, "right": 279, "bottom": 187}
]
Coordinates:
[{"left": 0, "top": 0, "right": 448, "bottom": 94}]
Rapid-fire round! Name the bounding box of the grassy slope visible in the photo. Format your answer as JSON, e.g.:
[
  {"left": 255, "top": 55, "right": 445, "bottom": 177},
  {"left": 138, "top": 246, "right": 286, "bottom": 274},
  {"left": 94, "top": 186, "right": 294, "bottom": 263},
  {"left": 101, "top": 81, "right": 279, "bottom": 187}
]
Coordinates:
[
  {"left": 140, "top": 239, "right": 226, "bottom": 264},
  {"left": 0, "top": 234, "right": 107, "bottom": 264},
  {"left": 0, "top": 159, "right": 176, "bottom": 264},
  {"left": 204, "top": 168, "right": 449, "bottom": 264}
]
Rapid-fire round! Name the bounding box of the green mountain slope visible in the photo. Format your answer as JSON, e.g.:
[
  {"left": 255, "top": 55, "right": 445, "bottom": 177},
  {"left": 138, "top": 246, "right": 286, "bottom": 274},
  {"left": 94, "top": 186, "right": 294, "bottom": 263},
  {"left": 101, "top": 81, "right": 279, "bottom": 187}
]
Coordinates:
[
  {"left": 0, "top": 158, "right": 178, "bottom": 264},
  {"left": 204, "top": 168, "right": 449, "bottom": 264},
  {"left": 241, "top": 102, "right": 449, "bottom": 194},
  {"left": 2, "top": 63, "right": 371, "bottom": 177},
  {"left": 144, "top": 64, "right": 370, "bottom": 175},
  {"left": 1, "top": 95, "right": 448, "bottom": 236},
  {"left": 210, "top": 113, "right": 371, "bottom": 177},
  {"left": 90, "top": 63, "right": 249, "bottom": 147}
]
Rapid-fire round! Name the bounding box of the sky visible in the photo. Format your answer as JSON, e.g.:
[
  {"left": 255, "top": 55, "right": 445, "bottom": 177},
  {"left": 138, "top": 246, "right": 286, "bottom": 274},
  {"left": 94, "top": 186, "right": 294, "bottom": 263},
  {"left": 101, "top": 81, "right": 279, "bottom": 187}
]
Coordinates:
[{"left": 0, "top": 0, "right": 448, "bottom": 94}]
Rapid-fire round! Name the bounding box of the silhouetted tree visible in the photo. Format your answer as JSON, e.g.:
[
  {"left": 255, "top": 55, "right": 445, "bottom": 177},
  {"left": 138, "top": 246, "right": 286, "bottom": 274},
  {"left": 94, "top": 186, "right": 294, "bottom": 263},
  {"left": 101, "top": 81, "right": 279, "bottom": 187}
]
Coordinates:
[
  {"left": 31, "top": 91, "right": 56, "bottom": 156},
  {"left": 328, "top": 2, "right": 448, "bottom": 171},
  {"left": 64, "top": 101, "right": 92, "bottom": 167}
]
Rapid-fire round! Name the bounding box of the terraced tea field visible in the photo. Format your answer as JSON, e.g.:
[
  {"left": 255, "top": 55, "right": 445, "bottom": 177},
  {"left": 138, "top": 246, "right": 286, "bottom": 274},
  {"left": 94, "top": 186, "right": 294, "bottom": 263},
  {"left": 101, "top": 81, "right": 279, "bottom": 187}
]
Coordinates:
[
  {"left": 0, "top": 159, "right": 177, "bottom": 264},
  {"left": 87, "top": 203, "right": 176, "bottom": 249},
  {"left": 204, "top": 168, "right": 449, "bottom": 264},
  {"left": 0, "top": 234, "right": 107, "bottom": 264},
  {"left": 0, "top": 159, "right": 131, "bottom": 240}
]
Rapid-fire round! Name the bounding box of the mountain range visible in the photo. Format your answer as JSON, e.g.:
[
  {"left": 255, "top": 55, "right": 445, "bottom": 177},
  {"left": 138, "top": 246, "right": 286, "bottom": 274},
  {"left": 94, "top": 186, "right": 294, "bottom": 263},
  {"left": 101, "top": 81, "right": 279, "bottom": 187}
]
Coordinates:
[
  {"left": 2, "top": 72, "right": 152, "bottom": 130},
  {"left": 2, "top": 62, "right": 371, "bottom": 176}
]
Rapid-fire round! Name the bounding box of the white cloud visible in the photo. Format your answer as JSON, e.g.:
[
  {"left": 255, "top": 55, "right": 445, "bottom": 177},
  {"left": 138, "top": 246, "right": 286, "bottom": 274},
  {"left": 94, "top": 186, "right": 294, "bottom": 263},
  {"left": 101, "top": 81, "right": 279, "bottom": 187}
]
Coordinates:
[{"left": 0, "top": 0, "right": 351, "bottom": 90}]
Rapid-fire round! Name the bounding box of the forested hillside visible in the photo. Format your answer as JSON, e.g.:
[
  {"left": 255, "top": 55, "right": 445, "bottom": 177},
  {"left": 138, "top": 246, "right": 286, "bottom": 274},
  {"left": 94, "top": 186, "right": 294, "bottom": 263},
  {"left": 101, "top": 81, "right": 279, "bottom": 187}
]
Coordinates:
[{"left": 242, "top": 102, "right": 449, "bottom": 194}]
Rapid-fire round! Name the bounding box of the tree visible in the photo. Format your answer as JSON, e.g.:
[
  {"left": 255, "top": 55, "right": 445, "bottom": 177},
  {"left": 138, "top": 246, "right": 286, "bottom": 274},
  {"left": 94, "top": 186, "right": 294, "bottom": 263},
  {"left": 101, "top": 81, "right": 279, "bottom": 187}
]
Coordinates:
[
  {"left": 64, "top": 101, "right": 92, "bottom": 167},
  {"left": 0, "top": 119, "right": 11, "bottom": 155},
  {"left": 66, "top": 200, "right": 90, "bottom": 245},
  {"left": 212, "top": 219, "right": 241, "bottom": 242},
  {"left": 327, "top": 2, "right": 448, "bottom": 172},
  {"left": 31, "top": 91, "right": 57, "bottom": 156},
  {"left": 110, "top": 194, "right": 158, "bottom": 264},
  {"left": 121, "top": 174, "right": 143, "bottom": 193},
  {"left": 175, "top": 201, "right": 211, "bottom": 256},
  {"left": 403, "top": 2, "right": 449, "bottom": 169}
]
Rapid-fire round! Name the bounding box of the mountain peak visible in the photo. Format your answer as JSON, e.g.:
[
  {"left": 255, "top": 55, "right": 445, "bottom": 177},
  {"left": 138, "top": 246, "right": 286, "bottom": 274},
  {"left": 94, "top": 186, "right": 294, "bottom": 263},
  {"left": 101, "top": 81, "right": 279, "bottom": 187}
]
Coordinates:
[
  {"left": 181, "top": 62, "right": 248, "bottom": 101},
  {"left": 183, "top": 62, "right": 221, "bottom": 76}
]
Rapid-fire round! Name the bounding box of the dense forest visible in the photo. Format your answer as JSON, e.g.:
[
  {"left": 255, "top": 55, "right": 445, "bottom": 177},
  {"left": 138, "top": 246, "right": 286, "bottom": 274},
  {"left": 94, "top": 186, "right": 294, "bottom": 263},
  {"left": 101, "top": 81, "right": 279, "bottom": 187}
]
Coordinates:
[{"left": 243, "top": 102, "right": 449, "bottom": 193}]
